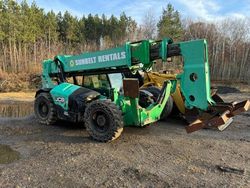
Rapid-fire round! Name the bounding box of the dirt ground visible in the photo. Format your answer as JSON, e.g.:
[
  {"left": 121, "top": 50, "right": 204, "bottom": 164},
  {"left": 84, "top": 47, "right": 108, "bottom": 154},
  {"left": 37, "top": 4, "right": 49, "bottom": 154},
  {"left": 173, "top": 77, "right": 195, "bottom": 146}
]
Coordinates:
[{"left": 0, "top": 93, "right": 249, "bottom": 187}]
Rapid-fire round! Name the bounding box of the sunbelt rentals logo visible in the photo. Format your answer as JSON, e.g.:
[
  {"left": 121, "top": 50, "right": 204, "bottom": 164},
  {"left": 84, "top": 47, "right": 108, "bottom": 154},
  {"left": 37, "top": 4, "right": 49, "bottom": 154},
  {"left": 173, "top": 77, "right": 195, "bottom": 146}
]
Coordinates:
[{"left": 70, "top": 51, "right": 126, "bottom": 66}]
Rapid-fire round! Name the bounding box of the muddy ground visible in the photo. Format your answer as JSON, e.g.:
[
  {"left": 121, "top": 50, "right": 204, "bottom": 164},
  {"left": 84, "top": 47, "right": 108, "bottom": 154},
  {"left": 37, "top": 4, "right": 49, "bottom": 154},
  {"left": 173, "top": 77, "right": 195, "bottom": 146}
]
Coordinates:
[{"left": 0, "top": 93, "right": 249, "bottom": 187}]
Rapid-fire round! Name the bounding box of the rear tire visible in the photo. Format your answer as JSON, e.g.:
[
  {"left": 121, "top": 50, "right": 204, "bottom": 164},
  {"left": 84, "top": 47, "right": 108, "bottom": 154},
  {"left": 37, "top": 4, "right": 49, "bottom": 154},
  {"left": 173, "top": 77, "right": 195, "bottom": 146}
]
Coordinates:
[
  {"left": 84, "top": 99, "right": 124, "bottom": 142},
  {"left": 34, "top": 92, "right": 57, "bottom": 125},
  {"left": 139, "top": 90, "right": 154, "bottom": 108},
  {"left": 144, "top": 86, "right": 173, "bottom": 120},
  {"left": 160, "top": 96, "right": 173, "bottom": 120},
  {"left": 144, "top": 86, "right": 161, "bottom": 101}
]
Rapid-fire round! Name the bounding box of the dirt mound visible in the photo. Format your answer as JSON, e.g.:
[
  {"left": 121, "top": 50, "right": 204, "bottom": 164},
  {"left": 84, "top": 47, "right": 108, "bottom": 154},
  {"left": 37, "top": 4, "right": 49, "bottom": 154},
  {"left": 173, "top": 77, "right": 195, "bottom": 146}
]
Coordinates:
[{"left": 0, "top": 73, "right": 41, "bottom": 92}]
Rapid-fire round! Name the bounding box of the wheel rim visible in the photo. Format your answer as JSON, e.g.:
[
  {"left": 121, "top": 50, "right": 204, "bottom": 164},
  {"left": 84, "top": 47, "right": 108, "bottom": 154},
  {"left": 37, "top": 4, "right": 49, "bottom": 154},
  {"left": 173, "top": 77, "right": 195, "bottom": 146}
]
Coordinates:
[
  {"left": 91, "top": 110, "right": 110, "bottom": 133},
  {"left": 38, "top": 101, "right": 49, "bottom": 118}
]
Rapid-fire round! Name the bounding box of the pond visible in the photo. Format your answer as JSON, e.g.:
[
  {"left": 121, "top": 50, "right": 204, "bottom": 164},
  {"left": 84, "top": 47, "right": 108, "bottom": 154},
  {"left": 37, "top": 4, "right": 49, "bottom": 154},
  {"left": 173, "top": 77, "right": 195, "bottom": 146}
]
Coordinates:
[{"left": 0, "top": 102, "right": 34, "bottom": 118}]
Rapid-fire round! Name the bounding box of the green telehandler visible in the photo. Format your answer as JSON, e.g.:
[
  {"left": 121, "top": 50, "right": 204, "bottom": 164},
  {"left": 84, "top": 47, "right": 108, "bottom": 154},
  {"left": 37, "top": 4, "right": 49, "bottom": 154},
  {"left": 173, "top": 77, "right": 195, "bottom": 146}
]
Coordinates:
[{"left": 34, "top": 38, "right": 249, "bottom": 142}]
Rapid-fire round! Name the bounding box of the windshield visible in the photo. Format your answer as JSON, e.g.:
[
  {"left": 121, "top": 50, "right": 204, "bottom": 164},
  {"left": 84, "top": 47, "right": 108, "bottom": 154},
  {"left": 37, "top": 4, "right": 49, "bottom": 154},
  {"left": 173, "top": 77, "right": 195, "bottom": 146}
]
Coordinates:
[{"left": 108, "top": 73, "right": 123, "bottom": 90}]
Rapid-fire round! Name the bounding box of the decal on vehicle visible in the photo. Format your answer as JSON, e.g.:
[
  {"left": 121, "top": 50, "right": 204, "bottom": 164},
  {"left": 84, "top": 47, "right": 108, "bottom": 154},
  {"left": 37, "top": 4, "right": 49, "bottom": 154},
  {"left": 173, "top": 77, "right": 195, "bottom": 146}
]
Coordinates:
[
  {"left": 70, "top": 60, "right": 75, "bottom": 67},
  {"left": 55, "top": 97, "right": 65, "bottom": 103},
  {"left": 73, "top": 51, "right": 126, "bottom": 66}
]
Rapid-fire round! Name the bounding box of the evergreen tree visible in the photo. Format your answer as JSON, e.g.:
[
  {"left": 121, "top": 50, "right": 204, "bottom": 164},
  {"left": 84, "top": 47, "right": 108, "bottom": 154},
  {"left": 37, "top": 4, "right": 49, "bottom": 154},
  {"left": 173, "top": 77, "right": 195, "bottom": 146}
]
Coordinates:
[
  {"left": 44, "top": 11, "right": 57, "bottom": 54},
  {"left": 56, "top": 11, "right": 65, "bottom": 42},
  {"left": 76, "top": 16, "right": 85, "bottom": 44},
  {"left": 62, "top": 11, "right": 78, "bottom": 45},
  {"left": 108, "top": 15, "right": 119, "bottom": 42},
  {"left": 84, "top": 14, "right": 96, "bottom": 43},
  {"left": 157, "top": 3, "right": 183, "bottom": 41},
  {"left": 45, "top": 11, "right": 58, "bottom": 42}
]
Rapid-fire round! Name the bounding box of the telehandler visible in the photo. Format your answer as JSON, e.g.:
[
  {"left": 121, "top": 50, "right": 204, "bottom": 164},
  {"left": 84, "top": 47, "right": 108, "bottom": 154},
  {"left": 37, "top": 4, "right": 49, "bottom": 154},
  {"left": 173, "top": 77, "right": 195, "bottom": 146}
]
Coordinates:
[{"left": 34, "top": 38, "right": 249, "bottom": 142}]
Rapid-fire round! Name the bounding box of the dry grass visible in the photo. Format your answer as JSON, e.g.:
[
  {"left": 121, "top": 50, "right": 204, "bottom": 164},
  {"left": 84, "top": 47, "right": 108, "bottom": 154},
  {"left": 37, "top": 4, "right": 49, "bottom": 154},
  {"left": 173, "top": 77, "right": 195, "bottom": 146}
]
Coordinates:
[
  {"left": 0, "top": 72, "right": 41, "bottom": 92},
  {"left": 0, "top": 92, "right": 35, "bottom": 101}
]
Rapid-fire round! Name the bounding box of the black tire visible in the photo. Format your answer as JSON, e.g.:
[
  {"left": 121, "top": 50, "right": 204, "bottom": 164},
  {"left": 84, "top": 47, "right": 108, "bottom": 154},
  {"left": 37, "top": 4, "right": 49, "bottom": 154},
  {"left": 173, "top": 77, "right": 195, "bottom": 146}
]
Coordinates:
[
  {"left": 139, "top": 90, "right": 154, "bottom": 108},
  {"left": 160, "top": 96, "right": 173, "bottom": 120},
  {"left": 34, "top": 92, "right": 57, "bottom": 125},
  {"left": 84, "top": 99, "right": 124, "bottom": 142},
  {"left": 145, "top": 86, "right": 161, "bottom": 101},
  {"left": 144, "top": 86, "right": 173, "bottom": 120}
]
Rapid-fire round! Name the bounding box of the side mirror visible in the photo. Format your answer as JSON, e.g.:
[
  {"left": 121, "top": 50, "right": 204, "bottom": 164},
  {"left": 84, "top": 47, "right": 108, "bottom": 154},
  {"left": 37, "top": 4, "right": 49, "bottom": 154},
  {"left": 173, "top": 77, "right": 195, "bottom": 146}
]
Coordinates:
[{"left": 123, "top": 78, "right": 139, "bottom": 98}]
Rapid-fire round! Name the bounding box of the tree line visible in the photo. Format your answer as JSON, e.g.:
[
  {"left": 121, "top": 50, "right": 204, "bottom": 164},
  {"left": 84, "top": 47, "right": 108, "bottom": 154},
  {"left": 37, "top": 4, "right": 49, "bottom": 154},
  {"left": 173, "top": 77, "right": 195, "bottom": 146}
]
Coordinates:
[
  {"left": 0, "top": 0, "right": 249, "bottom": 85},
  {"left": 0, "top": 0, "right": 137, "bottom": 73},
  {"left": 183, "top": 19, "right": 250, "bottom": 82}
]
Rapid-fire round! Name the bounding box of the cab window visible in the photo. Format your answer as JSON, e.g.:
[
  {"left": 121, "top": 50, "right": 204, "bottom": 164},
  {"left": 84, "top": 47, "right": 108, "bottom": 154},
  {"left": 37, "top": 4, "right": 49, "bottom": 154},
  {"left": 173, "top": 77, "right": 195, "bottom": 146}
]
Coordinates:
[
  {"left": 83, "top": 74, "right": 111, "bottom": 89},
  {"left": 108, "top": 73, "right": 123, "bottom": 90}
]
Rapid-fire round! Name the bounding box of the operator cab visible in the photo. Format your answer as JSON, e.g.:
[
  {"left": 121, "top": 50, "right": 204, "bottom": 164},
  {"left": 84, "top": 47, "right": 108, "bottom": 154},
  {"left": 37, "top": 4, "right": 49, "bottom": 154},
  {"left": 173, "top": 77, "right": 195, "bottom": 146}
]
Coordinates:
[
  {"left": 66, "top": 73, "right": 123, "bottom": 98},
  {"left": 83, "top": 73, "right": 123, "bottom": 97},
  {"left": 66, "top": 71, "right": 155, "bottom": 108}
]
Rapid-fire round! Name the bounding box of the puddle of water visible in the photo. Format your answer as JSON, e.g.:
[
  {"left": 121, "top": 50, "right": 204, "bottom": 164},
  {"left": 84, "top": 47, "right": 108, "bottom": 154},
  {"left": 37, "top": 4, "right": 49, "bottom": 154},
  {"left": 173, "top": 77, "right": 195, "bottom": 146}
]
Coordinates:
[
  {"left": 0, "top": 102, "right": 33, "bottom": 118},
  {"left": 0, "top": 144, "right": 20, "bottom": 164}
]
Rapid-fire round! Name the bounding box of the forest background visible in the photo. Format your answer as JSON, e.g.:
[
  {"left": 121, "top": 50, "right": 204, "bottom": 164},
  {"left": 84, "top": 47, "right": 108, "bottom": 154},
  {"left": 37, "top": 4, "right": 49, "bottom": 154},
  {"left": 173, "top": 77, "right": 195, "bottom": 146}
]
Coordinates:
[{"left": 0, "top": 0, "right": 249, "bottom": 91}]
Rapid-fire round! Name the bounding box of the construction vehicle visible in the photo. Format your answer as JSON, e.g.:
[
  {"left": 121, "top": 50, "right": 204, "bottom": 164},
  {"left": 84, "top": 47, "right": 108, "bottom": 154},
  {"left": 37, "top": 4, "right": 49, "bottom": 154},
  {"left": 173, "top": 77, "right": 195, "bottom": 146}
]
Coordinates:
[{"left": 34, "top": 38, "right": 250, "bottom": 142}]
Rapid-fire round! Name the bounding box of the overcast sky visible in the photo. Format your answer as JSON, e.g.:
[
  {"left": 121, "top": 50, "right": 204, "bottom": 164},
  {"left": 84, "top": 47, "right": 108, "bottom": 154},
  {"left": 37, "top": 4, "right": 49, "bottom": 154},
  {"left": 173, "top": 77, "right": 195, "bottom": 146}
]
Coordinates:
[{"left": 17, "top": 0, "right": 250, "bottom": 23}]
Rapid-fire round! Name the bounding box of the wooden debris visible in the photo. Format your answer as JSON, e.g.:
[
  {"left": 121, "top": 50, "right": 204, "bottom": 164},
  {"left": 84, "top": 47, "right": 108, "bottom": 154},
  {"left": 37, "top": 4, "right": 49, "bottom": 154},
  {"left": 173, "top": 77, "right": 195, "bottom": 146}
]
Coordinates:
[{"left": 217, "top": 165, "right": 245, "bottom": 175}]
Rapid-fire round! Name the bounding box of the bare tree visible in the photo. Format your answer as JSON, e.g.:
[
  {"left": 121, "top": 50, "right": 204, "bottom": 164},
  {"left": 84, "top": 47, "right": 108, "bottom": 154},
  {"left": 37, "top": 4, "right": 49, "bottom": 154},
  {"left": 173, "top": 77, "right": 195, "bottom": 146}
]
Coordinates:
[
  {"left": 141, "top": 10, "right": 157, "bottom": 39},
  {"left": 184, "top": 18, "right": 250, "bottom": 83}
]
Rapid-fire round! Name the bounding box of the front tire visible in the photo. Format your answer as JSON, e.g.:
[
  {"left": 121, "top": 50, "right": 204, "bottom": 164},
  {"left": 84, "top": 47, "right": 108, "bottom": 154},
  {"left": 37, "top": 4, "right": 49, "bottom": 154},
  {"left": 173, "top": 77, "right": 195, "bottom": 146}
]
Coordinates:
[
  {"left": 34, "top": 92, "right": 57, "bottom": 125},
  {"left": 84, "top": 99, "right": 124, "bottom": 142}
]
